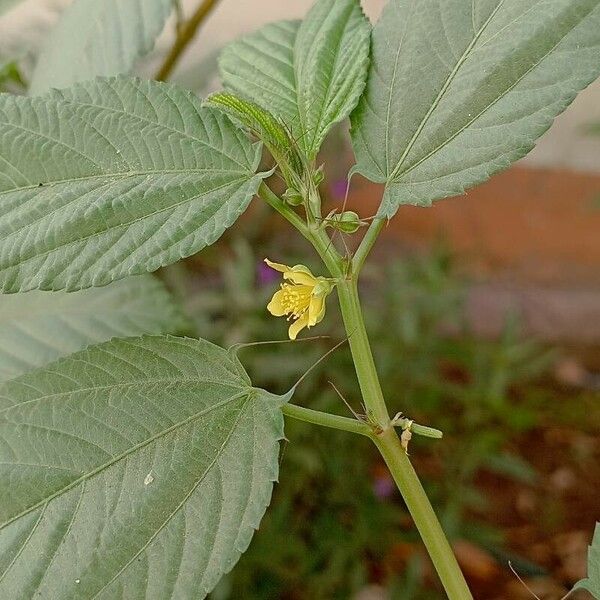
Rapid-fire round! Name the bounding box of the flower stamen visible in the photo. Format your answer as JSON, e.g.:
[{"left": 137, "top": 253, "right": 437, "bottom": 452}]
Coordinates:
[{"left": 264, "top": 259, "right": 335, "bottom": 340}]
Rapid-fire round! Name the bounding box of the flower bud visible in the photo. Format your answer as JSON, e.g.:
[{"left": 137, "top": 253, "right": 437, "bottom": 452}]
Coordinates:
[
  {"left": 328, "top": 211, "right": 365, "bottom": 234},
  {"left": 282, "top": 188, "right": 304, "bottom": 206}
]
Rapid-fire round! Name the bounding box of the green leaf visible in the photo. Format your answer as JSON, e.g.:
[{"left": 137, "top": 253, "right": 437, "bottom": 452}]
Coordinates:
[
  {"left": 29, "top": 0, "right": 173, "bottom": 95},
  {"left": 0, "top": 76, "right": 269, "bottom": 293},
  {"left": 15, "top": 3, "right": 183, "bottom": 358},
  {"left": 0, "top": 276, "right": 186, "bottom": 382},
  {"left": 220, "top": 20, "right": 299, "bottom": 140},
  {"left": 0, "top": 335, "right": 288, "bottom": 599},
  {"left": 0, "top": 0, "right": 24, "bottom": 17},
  {"left": 220, "top": 0, "right": 370, "bottom": 159},
  {"left": 574, "top": 523, "right": 600, "bottom": 598},
  {"left": 351, "top": 0, "right": 600, "bottom": 217}
]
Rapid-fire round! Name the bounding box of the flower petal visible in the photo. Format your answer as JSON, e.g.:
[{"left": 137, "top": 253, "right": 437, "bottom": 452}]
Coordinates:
[
  {"left": 265, "top": 259, "right": 320, "bottom": 286},
  {"left": 267, "top": 289, "right": 287, "bottom": 316},
  {"left": 308, "top": 294, "right": 326, "bottom": 326},
  {"left": 288, "top": 313, "right": 310, "bottom": 340},
  {"left": 285, "top": 266, "right": 317, "bottom": 286},
  {"left": 264, "top": 258, "right": 290, "bottom": 273}
]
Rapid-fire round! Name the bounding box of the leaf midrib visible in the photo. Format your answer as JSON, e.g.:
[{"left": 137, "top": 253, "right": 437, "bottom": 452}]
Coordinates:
[
  {"left": 88, "top": 395, "right": 253, "bottom": 600},
  {"left": 1, "top": 172, "right": 252, "bottom": 250},
  {"left": 0, "top": 389, "right": 253, "bottom": 531},
  {"left": 384, "top": 0, "right": 416, "bottom": 175},
  {"left": 387, "top": 0, "right": 506, "bottom": 182},
  {"left": 295, "top": 5, "right": 335, "bottom": 154},
  {"left": 0, "top": 175, "right": 254, "bottom": 273},
  {"left": 303, "top": 3, "right": 360, "bottom": 155},
  {"left": 0, "top": 166, "right": 253, "bottom": 201},
  {"left": 390, "top": 4, "right": 597, "bottom": 187}
]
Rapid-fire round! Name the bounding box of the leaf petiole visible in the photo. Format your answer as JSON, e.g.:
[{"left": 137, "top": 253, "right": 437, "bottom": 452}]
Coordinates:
[{"left": 282, "top": 403, "right": 373, "bottom": 437}]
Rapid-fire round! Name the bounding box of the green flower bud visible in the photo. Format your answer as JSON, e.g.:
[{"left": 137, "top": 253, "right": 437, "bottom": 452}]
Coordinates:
[
  {"left": 328, "top": 211, "right": 364, "bottom": 234},
  {"left": 282, "top": 188, "right": 304, "bottom": 206}
]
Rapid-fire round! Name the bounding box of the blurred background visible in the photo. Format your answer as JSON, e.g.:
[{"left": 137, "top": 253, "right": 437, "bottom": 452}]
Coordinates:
[{"left": 1, "top": 1, "right": 599, "bottom": 599}]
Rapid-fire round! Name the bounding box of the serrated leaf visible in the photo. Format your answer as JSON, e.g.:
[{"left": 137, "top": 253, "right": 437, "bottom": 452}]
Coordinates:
[
  {"left": 351, "top": 0, "right": 600, "bottom": 217},
  {"left": 0, "top": 335, "right": 288, "bottom": 599},
  {"left": 574, "top": 523, "right": 600, "bottom": 598},
  {"left": 29, "top": 0, "right": 173, "bottom": 95},
  {"left": 0, "top": 76, "right": 269, "bottom": 293},
  {"left": 220, "top": 0, "right": 370, "bottom": 159},
  {"left": 0, "top": 276, "right": 186, "bottom": 382},
  {"left": 220, "top": 20, "right": 299, "bottom": 140}
]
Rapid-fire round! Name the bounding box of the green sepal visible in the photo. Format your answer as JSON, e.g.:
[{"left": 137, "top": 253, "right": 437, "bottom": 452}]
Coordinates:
[{"left": 282, "top": 188, "right": 305, "bottom": 206}]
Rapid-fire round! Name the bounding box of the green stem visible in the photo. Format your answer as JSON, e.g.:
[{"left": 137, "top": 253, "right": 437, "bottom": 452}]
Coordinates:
[
  {"left": 282, "top": 403, "right": 372, "bottom": 437},
  {"left": 374, "top": 430, "right": 473, "bottom": 599},
  {"left": 258, "top": 183, "right": 312, "bottom": 239},
  {"left": 336, "top": 280, "right": 390, "bottom": 426},
  {"left": 258, "top": 183, "right": 343, "bottom": 277},
  {"left": 336, "top": 279, "right": 473, "bottom": 600},
  {"left": 352, "top": 217, "right": 385, "bottom": 273}
]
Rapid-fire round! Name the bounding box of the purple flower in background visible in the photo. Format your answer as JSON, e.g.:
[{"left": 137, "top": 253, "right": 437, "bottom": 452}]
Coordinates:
[
  {"left": 330, "top": 178, "right": 349, "bottom": 201},
  {"left": 373, "top": 475, "right": 395, "bottom": 500},
  {"left": 257, "top": 261, "right": 279, "bottom": 286}
]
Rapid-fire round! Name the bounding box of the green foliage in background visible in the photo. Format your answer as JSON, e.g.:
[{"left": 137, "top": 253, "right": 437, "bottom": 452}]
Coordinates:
[
  {"left": 28, "top": 0, "right": 174, "bottom": 94},
  {"left": 0, "top": 275, "right": 186, "bottom": 381},
  {"left": 0, "top": 61, "right": 24, "bottom": 93},
  {"left": 173, "top": 239, "right": 552, "bottom": 599},
  {"left": 0, "top": 0, "right": 24, "bottom": 17}
]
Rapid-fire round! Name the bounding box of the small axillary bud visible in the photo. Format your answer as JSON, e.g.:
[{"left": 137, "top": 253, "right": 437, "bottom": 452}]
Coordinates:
[{"left": 390, "top": 412, "right": 443, "bottom": 450}]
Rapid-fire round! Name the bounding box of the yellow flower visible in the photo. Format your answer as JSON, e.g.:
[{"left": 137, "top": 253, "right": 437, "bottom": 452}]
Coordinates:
[{"left": 265, "top": 258, "right": 335, "bottom": 340}]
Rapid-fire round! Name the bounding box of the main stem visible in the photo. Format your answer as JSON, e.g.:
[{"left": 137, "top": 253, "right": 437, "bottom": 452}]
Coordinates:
[
  {"left": 336, "top": 279, "right": 473, "bottom": 600},
  {"left": 261, "top": 185, "right": 471, "bottom": 596}
]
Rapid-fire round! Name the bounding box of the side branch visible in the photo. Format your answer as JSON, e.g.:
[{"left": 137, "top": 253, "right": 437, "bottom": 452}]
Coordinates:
[
  {"left": 352, "top": 217, "right": 385, "bottom": 274},
  {"left": 155, "top": 0, "right": 221, "bottom": 81}
]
